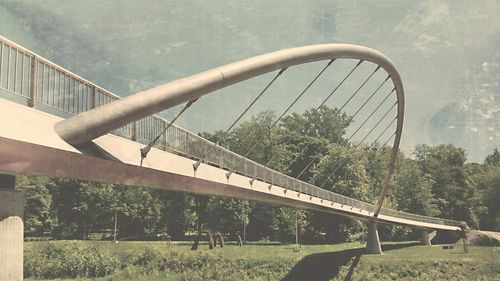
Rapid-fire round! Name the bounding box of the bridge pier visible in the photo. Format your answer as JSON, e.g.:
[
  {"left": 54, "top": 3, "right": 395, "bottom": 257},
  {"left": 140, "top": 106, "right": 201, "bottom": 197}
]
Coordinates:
[
  {"left": 366, "top": 222, "right": 382, "bottom": 254},
  {"left": 0, "top": 174, "right": 23, "bottom": 281},
  {"left": 420, "top": 230, "right": 432, "bottom": 246}
]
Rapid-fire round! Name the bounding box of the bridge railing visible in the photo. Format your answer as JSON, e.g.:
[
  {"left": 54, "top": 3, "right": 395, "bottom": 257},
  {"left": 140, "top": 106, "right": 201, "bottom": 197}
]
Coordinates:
[{"left": 0, "top": 35, "right": 462, "bottom": 228}]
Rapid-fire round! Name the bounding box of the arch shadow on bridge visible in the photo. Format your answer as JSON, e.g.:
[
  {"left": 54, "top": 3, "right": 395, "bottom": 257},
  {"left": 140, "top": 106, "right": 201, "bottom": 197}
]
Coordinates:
[{"left": 283, "top": 241, "right": 420, "bottom": 281}]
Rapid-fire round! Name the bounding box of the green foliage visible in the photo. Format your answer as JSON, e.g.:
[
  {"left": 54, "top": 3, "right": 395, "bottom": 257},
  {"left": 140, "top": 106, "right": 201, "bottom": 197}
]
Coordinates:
[
  {"left": 158, "top": 191, "right": 195, "bottom": 240},
  {"left": 18, "top": 176, "right": 56, "bottom": 236},
  {"left": 414, "top": 144, "right": 484, "bottom": 228},
  {"left": 206, "top": 198, "right": 250, "bottom": 236},
  {"left": 475, "top": 165, "right": 500, "bottom": 231},
  {"left": 392, "top": 160, "right": 437, "bottom": 216},
  {"left": 115, "top": 186, "right": 162, "bottom": 238},
  {"left": 24, "top": 241, "right": 500, "bottom": 281},
  {"left": 484, "top": 148, "right": 500, "bottom": 166},
  {"left": 24, "top": 242, "right": 118, "bottom": 279}
]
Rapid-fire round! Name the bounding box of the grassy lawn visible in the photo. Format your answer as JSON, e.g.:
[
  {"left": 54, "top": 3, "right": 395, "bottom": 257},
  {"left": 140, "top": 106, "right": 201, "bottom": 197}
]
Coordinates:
[
  {"left": 336, "top": 244, "right": 500, "bottom": 281},
  {"left": 25, "top": 241, "right": 499, "bottom": 281}
]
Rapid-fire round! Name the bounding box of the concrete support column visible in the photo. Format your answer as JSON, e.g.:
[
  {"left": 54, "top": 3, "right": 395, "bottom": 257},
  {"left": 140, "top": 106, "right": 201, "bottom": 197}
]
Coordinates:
[
  {"left": 0, "top": 174, "right": 23, "bottom": 281},
  {"left": 366, "top": 221, "right": 382, "bottom": 254},
  {"left": 420, "top": 230, "right": 431, "bottom": 246}
]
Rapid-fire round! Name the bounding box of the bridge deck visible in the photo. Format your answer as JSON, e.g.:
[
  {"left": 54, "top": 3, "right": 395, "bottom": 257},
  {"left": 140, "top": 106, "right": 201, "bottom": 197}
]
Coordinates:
[{"left": 0, "top": 98, "right": 460, "bottom": 231}]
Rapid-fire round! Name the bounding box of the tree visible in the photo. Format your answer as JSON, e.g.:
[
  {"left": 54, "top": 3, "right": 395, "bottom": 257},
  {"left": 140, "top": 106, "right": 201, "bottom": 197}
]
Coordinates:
[
  {"left": 278, "top": 106, "right": 351, "bottom": 181},
  {"left": 484, "top": 148, "right": 500, "bottom": 166},
  {"left": 414, "top": 144, "right": 483, "bottom": 228},
  {"left": 311, "top": 144, "right": 371, "bottom": 201},
  {"left": 475, "top": 165, "right": 500, "bottom": 231},
  {"left": 206, "top": 197, "right": 250, "bottom": 237},
  {"left": 18, "top": 176, "right": 56, "bottom": 236},
  {"left": 280, "top": 106, "right": 350, "bottom": 145},
  {"left": 158, "top": 191, "right": 195, "bottom": 240},
  {"left": 116, "top": 186, "right": 162, "bottom": 239},
  {"left": 392, "top": 160, "right": 437, "bottom": 216},
  {"left": 50, "top": 179, "right": 118, "bottom": 239}
]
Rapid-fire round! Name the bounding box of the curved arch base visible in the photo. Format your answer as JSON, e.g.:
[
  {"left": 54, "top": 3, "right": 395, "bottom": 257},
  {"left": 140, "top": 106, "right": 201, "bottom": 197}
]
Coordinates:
[
  {"left": 420, "top": 230, "right": 432, "bottom": 246},
  {"left": 366, "top": 222, "right": 382, "bottom": 254}
]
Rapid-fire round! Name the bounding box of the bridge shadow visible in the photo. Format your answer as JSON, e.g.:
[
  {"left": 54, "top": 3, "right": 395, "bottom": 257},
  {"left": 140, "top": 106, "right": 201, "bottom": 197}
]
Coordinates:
[{"left": 282, "top": 242, "right": 419, "bottom": 281}]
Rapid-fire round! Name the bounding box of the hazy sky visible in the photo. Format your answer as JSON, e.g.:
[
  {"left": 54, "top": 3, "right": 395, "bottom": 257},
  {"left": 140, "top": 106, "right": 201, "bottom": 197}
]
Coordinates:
[{"left": 1, "top": 0, "right": 498, "bottom": 162}]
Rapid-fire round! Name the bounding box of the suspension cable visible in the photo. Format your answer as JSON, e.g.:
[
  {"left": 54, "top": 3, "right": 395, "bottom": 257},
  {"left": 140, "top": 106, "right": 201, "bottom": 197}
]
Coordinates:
[
  {"left": 312, "top": 80, "right": 392, "bottom": 187},
  {"left": 316, "top": 60, "right": 364, "bottom": 109},
  {"left": 248, "top": 60, "right": 364, "bottom": 185},
  {"left": 225, "top": 59, "right": 335, "bottom": 179},
  {"left": 291, "top": 65, "right": 381, "bottom": 180},
  {"left": 140, "top": 98, "right": 198, "bottom": 166},
  {"left": 343, "top": 76, "right": 390, "bottom": 126},
  {"left": 348, "top": 88, "right": 395, "bottom": 140},
  {"left": 335, "top": 66, "right": 380, "bottom": 114},
  {"left": 382, "top": 131, "right": 397, "bottom": 148},
  {"left": 262, "top": 61, "right": 368, "bottom": 172},
  {"left": 193, "top": 68, "right": 287, "bottom": 171},
  {"left": 319, "top": 111, "right": 397, "bottom": 189},
  {"left": 357, "top": 104, "right": 397, "bottom": 145}
]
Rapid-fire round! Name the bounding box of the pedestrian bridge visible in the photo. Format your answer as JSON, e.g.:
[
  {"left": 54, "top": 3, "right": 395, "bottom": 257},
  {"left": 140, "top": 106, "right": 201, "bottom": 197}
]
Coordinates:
[{"left": 0, "top": 34, "right": 464, "bottom": 279}]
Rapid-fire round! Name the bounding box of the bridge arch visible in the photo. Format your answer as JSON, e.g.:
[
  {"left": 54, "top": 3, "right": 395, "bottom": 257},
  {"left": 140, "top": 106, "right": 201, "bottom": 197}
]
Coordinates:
[
  {"left": 55, "top": 44, "right": 404, "bottom": 148},
  {"left": 54, "top": 44, "right": 405, "bottom": 215}
]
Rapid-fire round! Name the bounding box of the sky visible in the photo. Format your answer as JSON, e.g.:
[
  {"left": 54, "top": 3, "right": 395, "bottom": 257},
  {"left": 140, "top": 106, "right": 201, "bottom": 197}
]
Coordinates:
[{"left": 0, "top": 0, "right": 498, "bottom": 162}]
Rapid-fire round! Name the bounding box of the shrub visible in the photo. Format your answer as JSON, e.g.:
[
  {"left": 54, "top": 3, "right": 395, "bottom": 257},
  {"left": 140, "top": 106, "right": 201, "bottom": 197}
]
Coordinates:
[{"left": 24, "top": 242, "right": 119, "bottom": 279}]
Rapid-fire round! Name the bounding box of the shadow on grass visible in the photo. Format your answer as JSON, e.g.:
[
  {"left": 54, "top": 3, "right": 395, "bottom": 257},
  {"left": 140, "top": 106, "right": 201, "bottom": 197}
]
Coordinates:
[{"left": 282, "top": 242, "right": 420, "bottom": 281}]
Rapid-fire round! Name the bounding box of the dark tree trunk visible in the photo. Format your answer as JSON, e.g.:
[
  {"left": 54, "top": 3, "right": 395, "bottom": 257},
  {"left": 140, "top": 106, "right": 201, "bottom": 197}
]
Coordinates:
[
  {"left": 191, "top": 239, "right": 199, "bottom": 250},
  {"left": 216, "top": 232, "right": 224, "bottom": 248},
  {"left": 207, "top": 230, "right": 214, "bottom": 249}
]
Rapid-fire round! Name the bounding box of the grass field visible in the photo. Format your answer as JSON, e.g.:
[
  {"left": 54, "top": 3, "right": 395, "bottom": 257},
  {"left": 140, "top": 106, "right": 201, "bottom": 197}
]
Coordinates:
[{"left": 25, "top": 240, "right": 500, "bottom": 281}]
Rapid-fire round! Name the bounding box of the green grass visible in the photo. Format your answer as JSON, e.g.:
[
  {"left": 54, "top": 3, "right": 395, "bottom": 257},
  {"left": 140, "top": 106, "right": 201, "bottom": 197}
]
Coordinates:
[
  {"left": 25, "top": 241, "right": 500, "bottom": 281},
  {"left": 332, "top": 244, "right": 500, "bottom": 281}
]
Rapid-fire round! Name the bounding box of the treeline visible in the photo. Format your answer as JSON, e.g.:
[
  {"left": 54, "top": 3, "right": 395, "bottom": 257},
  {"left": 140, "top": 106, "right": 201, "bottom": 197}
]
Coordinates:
[{"left": 19, "top": 106, "right": 499, "bottom": 242}]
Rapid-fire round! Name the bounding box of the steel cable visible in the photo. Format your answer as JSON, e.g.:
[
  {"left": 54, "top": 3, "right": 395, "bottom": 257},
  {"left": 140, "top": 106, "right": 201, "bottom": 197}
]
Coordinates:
[{"left": 193, "top": 68, "right": 287, "bottom": 171}]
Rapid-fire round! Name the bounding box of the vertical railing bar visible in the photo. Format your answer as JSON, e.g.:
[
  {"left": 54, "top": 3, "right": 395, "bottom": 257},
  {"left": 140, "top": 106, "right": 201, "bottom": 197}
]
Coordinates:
[
  {"left": 47, "top": 66, "right": 51, "bottom": 106},
  {"left": 54, "top": 70, "right": 58, "bottom": 109},
  {"left": 40, "top": 62, "right": 45, "bottom": 104},
  {"left": 7, "top": 45, "right": 11, "bottom": 90},
  {"left": 47, "top": 65, "right": 52, "bottom": 105},
  {"left": 71, "top": 77, "right": 76, "bottom": 112},
  {"left": 73, "top": 78, "right": 77, "bottom": 114},
  {"left": 20, "top": 53, "right": 25, "bottom": 96},
  {"left": 84, "top": 83, "right": 88, "bottom": 112},
  {"left": 82, "top": 82, "right": 86, "bottom": 112},
  {"left": 63, "top": 73, "right": 67, "bottom": 111},
  {"left": 68, "top": 77, "right": 72, "bottom": 113},
  {"left": 75, "top": 80, "right": 79, "bottom": 113},
  {"left": 49, "top": 65, "right": 53, "bottom": 105},
  {"left": 90, "top": 85, "right": 96, "bottom": 109},
  {"left": 13, "top": 49, "right": 18, "bottom": 93},
  {"left": 52, "top": 67, "right": 56, "bottom": 107},
  {"left": 28, "top": 55, "right": 36, "bottom": 107},
  {"left": 45, "top": 63, "right": 50, "bottom": 105},
  {"left": 41, "top": 63, "right": 46, "bottom": 104},
  {"left": 79, "top": 82, "right": 83, "bottom": 113},
  {"left": 57, "top": 71, "right": 62, "bottom": 109},
  {"left": 0, "top": 41, "right": 3, "bottom": 85}
]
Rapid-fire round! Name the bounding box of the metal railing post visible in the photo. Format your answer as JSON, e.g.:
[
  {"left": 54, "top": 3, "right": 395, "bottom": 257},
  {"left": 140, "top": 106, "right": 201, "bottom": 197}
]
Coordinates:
[
  {"left": 160, "top": 121, "right": 167, "bottom": 149},
  {"left": 27, "top": 55, "right": 36, "bottom": 107},
  {"left": 90, "top": 85, "right": 96, "bottom": 109},
  {"left": 131, "top": 122, "right": 137, "bottom": 141}
]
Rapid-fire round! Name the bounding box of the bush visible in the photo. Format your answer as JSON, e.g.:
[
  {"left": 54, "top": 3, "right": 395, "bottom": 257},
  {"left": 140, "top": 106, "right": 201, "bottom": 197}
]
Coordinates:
[{"left": 24, "top": 242, "right": 119, "bottom": 279}]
